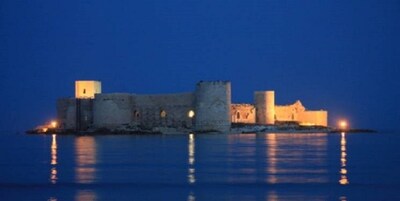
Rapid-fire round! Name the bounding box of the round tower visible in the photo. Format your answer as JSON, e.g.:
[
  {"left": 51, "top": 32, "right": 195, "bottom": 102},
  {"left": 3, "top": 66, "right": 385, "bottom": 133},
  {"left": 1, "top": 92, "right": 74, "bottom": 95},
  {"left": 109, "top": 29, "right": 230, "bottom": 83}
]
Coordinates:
[
  {"left": 254, "top": 91, "right": 275, "bottom": 125},
  {"left": 194, "top": 81, "right": 231, "bottom": 132}
]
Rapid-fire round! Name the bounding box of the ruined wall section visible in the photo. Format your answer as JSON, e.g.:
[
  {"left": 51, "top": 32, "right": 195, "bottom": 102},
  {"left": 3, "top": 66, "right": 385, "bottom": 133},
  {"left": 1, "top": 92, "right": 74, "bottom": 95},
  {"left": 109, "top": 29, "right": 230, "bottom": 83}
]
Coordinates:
[
  {"left": 275, "top": 100, "right": 305, "bottom": 122},
  {"left": 93, "top": 93, "right": 132, "bottom": 128},
  {"left": 195, "top": 81, "right": 231, "bottom": 132},
  {"left": 298, "top": 111, "right": 328, "bottom": 127},
  {"left": 274, "top": 100, "right": 327, "bottom": 126},
  {"left": 132, "top": 93, "right": 195, "bottom": 129},
  {"left": 231, "top": 104, "right": 256, "bottom": 124}
]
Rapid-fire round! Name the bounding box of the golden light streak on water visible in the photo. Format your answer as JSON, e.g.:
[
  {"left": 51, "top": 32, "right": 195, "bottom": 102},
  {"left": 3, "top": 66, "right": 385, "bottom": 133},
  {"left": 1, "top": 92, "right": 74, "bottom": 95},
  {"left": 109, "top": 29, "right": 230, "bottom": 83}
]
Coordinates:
[
  {"left": 188, "top": 133, "right": 196, "bottom": 184},
  {"left": 266, "top": 133, "right": 278, "bottom": 184},
  {"left": 75, "top": 137, "right": 97, "bottom": 184},
  {"left": 265, "top": 133, "right": 328, "bottom": 184},
  {"left": 75, "top": 190, "right": 97, "bottom": 201},
  {"left": 339, "top": 132, "right": 349, "bottom": 185},
  {"left": 50, "top": 134, "right": 58, "bottom": 184},
  {"left": 51, "top": 134, "right": 57, "bottom": 165}
]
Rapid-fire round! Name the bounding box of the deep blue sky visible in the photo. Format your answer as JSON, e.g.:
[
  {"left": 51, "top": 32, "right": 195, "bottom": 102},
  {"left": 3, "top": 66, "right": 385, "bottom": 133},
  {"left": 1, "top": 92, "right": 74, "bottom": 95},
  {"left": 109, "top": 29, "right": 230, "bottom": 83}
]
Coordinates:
[{"left": 1, "top": 0, "right": 399, "bottom": 131}]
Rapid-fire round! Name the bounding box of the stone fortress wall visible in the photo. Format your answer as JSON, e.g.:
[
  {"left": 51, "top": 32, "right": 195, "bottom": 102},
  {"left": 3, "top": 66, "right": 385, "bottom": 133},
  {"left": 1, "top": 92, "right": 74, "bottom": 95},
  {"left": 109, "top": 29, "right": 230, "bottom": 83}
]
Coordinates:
[
  {"left": 230, "top": 104, "right": 256, "bottom": 124},
  {"left": 57, "top": 80, "right": 327, "bottom": 133},
  {"left": 93, "top": 92, "right": 196, "bottom": 129},
  {"left": 58, "top": 80, "right": 231, "bottom": 132}
]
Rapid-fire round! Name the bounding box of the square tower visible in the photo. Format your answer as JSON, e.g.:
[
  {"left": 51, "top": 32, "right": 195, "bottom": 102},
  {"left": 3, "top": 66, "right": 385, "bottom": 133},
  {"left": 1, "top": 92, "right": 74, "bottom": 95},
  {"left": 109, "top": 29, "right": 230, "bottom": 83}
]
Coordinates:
[{"left": 75, "top": 80, "right": 101, "bottom": 99}]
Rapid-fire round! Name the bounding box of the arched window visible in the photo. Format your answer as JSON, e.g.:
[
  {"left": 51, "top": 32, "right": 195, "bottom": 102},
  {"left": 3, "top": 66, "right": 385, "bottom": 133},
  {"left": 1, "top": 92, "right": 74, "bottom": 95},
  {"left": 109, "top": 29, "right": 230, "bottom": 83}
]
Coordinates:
[
  {"left": 236, "top": 112, "right": 240, "bottom": 119},
  {"left": 83, "top": 89, "right": 86, "bottom": 94},
  {"left": 160, "top": 110, "right": 167, "bottom": 118}
]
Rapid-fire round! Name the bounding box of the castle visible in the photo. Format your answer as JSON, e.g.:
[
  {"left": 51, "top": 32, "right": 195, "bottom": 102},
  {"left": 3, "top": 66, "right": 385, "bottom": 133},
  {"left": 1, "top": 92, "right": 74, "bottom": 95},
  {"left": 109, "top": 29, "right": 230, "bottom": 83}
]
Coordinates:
[{"left": 57, "top": 80, "right": 327, "bottom": 133}]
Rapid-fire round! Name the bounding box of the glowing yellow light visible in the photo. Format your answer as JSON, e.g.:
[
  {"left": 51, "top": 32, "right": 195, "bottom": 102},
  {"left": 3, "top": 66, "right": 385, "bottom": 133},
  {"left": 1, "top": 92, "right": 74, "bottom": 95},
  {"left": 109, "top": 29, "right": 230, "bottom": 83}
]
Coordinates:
[
  {"left": 51, "top": 121, "right": 58, "bottom": 128},
  {"left": 338, "top": 120, "right": 348, "bottom": 130},
  {"left": 42, "top": 128, "right": 48, "bottom": 133},
  {"left": 339, "top": 176, "right": 349, "bottom": 185},
  {"left": 188, "top": 110, "right": 195, "bottom": 118}
]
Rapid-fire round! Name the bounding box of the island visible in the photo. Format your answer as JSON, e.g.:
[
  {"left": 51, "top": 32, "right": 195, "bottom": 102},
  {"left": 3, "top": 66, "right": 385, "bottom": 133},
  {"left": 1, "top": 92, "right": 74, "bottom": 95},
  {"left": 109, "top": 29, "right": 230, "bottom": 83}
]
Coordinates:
[{"left": 27, "top": 80, "right": 373, "bottom": 135}]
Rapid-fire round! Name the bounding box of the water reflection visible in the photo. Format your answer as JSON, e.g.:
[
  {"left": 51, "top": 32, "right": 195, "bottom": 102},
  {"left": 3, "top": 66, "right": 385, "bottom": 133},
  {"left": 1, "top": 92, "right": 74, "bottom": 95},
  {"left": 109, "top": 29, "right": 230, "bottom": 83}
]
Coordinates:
[
  {"left": 339, "top": 132, "right": 349, "bottom": 185},
  {"left": 265, "top": 133, "right": 328, "bottom": 184},
  {"left": 188, "top": 133, "right": 196, "bottom": 184},
  {"left": 50, "top": 134, "right": 58, "bottom": 184},
  {"left": 75, "top": 190, "right": 97, "bottom": 201},
  {"left": 266, "top": 134, "right": 277, "bottom": 184},
  {"left": 75, "top": 137, "right": 97, "bottom": 184},
  {"left": 227, "top": 133, "right": 257, "bottom": 183},
  {"left": 187, "top": 191, "right": 196, "bottom": 201}
]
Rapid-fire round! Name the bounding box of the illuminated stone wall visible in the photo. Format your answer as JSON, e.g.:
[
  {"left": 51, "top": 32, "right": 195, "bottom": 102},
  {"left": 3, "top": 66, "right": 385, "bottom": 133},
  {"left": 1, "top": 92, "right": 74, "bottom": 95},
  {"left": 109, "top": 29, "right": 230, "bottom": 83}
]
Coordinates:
[
  {"left": 254, "top": 91, "right": 275, "bottom": 125},
  {"left": 275, "top": 100, "right": 327, "bottom": 127},
  {"left": 231, "top": 104, "right": 256, "bottom": 124},
  {"left": 92, "top": 82, "right": 231, "bottom": 131},
  {"left": 132, "top": 93, "right": 195, "bottom": 129},
  {"left": 58, "top": 80, "right": 328, "bottom": 131},
  {"left": 275, "top": 100, "right": 305, "bottom": 122},
  {"left": 75, "top": 81, "right": 102, "bottom": 99},
  {"left": 58, "top": 80, "right": 232, "bottom": 132},
  {"left": 298, "top": 111, "right": 328, "bottom": 127}
]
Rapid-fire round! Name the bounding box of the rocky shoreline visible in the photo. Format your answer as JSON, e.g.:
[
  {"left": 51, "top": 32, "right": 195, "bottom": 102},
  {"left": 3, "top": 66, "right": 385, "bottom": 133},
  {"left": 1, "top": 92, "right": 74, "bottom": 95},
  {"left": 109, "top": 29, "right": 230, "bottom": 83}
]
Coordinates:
[{"left": 26, "top": 123, "right": 376, "bottom": 135}]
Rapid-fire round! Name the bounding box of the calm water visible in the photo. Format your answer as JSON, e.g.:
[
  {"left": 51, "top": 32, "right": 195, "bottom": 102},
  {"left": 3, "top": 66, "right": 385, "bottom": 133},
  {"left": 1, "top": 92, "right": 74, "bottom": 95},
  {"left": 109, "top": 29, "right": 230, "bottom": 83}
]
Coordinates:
[{"left": 0, "top": 132, "right": 399, "bottom": 200}]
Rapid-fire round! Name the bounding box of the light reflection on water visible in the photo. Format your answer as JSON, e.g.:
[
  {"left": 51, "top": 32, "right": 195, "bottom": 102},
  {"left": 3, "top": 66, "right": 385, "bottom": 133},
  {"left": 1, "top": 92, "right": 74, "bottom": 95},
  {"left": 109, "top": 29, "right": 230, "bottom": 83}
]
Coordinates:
[
  {"left": 40, "top": 133, "right": 364, "bottom": 200},
  {"left": 188, "top": 133, "right": 196, "bottom": 200},
  {"left": 226, "top": 133, "right": 257, "bottom": 183},
  {"left": 188, "top": 133, "right": 196, "bottom": 184},
  {"left": 266, "top": 134, "right": 278, "bottom": 184},
  {"left": 265, "top": 133, "right": 329, "bottom": 184},
  {"left": 339, "top": 132, "right": 349, "bottom": 185},
  {"left": 75, "top": 190, "right": 97, "bottom": 201},
  {"left": 75, "top": 137, "right": 97, "bottom": 184},
  {"left": 50, "top": 134, "right": 58, "bottom": 184}
]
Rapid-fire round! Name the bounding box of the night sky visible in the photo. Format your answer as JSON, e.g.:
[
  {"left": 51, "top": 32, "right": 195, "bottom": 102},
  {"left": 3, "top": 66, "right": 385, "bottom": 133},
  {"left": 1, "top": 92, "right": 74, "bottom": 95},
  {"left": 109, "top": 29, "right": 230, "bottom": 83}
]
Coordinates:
[{"left": 1, "top": 0, "right": 399, "bottom": 132}]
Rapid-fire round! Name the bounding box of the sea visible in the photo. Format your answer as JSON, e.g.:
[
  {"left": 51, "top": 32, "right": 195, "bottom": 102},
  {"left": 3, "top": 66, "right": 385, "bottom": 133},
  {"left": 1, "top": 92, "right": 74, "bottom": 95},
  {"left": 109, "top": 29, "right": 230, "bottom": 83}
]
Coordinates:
[{"left": 0, "top": 131, "right": 399, "bottom": 201}]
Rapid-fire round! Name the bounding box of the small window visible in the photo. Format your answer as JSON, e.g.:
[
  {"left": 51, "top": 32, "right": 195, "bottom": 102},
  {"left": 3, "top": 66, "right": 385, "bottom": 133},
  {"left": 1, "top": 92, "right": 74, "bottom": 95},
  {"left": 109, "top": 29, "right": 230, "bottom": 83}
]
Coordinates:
[
  {"left": 236, "top": 112, "right": 240, "bottom": 119},
  {"left": 83, "top": 89, "right": 86, "bottom": 94},
  {"left": 133, "top": 110, "right": 140, "bottom": 118}
]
